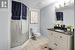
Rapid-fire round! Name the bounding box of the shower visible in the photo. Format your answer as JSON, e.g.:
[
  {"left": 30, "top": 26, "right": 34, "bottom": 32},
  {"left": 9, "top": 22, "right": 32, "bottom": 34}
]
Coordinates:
[{"left": 10, "top": 0, "right": 29, "bottom": 48}]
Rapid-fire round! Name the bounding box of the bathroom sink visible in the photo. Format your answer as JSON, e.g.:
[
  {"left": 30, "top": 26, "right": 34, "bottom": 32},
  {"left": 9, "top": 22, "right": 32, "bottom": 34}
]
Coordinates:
[{"left": 55, "top": 29, "right": 65, "bottom": 32}]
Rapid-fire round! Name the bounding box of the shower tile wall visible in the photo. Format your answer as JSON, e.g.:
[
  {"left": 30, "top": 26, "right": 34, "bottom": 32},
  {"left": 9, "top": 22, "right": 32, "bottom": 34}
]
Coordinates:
[
  {"left": 11, "top": 1, "right": 29, "bottom": 47},
  {"left": 11, "top": 20, "right": 29, "bottom": 48}
]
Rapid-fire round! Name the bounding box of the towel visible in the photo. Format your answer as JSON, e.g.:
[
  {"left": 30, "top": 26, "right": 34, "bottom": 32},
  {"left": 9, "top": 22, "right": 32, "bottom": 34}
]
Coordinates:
[{"left": 22, "top": 20, "right": 28, "bottom": 34}]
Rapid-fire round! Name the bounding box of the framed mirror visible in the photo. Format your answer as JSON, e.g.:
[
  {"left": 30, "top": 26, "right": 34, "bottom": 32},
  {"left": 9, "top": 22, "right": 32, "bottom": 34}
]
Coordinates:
[{"left": 55, "top": 4, "right": 74, "bottom": 26}]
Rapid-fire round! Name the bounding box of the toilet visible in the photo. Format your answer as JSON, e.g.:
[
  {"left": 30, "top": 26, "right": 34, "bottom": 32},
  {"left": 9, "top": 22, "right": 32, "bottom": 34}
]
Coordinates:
[{"left": 31, "top": 28, "right": 41, "bottom": 37}]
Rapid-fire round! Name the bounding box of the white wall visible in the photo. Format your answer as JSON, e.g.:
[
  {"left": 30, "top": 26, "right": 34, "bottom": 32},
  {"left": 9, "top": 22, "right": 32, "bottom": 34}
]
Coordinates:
[
  {"left": 0, "top": 0, "right": 11, "bottom": 50},
  {"left": 74, "top": 6, "right": 75, "bottom": 50},
  {"left": 74, "top": 5, "right": 75, "bottom": 50},
  {"left": 63, "top": 8, "right": 74, "bottom": 26},
  {"left": 40, "top": 3, "right": 56, "bottom": 37},
  {"left": 0, "top": 9, "right": 9, "bottom": 50}
]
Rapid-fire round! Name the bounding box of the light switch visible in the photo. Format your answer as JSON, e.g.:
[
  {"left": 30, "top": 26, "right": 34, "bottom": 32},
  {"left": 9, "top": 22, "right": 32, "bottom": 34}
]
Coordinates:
[{"left": 0, "top": 0, "right": 8, "bottom": 8}]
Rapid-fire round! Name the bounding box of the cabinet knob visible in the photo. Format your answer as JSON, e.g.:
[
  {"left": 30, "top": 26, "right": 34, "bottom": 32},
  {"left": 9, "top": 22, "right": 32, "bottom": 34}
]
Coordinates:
[
  {"left": 54, "top": 43, "right": 58, "bottom": 46},
  {"left": 60, "top": 36, "right": 62, "bottom": 38},
  {"left": 51, "top": 33, "right": 53, "bottom": 35}
]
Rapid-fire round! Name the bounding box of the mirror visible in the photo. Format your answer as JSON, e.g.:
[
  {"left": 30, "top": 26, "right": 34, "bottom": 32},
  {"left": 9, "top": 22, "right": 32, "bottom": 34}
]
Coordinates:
[
  {"left": 10, "top": 1, "right": 29, "bottom": 48},
  {"left": 55, "top": 3, "right": 74, "bottom": 27}
]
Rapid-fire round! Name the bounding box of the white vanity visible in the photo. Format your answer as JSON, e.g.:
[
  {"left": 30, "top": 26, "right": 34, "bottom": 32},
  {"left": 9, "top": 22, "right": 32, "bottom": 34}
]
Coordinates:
[{"left": 48, "top": 29, "right": 73, "bottom": 50}]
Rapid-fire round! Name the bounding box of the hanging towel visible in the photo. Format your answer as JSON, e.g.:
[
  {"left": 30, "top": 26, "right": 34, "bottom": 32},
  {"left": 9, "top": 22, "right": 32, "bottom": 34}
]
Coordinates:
[
  {"left": 22, "top": 20, "right": 28, "bottom": 34},
  {"left": 22, "top": 3, "right": 27, "bottom": 20},
  {"left": 12, "top": 1, "right": 21, "bottom": 20}
]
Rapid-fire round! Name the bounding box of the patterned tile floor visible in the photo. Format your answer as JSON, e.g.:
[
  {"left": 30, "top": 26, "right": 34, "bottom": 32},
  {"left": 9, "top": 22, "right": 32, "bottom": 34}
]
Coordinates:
[{"left": 21, "top": 37, "right": 49, "bottom": 50}]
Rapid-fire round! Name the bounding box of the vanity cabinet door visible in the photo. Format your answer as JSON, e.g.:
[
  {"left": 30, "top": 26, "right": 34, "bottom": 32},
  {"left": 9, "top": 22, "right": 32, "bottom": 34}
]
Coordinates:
[
  {"left": 48, "top": 31, "right": 58, "bottom": 50},
  {"left": 56, "top": 32, "right": 68, "bottom": 50},
  {"left": 58, "top": 34, "right": 72, "bottom": 50},
  {"left": 48, "top": 30, "right": 72, "bottom": 50}
]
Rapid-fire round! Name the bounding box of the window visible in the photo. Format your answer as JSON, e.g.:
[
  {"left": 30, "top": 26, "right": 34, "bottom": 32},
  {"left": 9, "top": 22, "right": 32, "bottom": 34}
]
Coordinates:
[{"left": 30, "top": 11, "right": 38, "bottom": 24}]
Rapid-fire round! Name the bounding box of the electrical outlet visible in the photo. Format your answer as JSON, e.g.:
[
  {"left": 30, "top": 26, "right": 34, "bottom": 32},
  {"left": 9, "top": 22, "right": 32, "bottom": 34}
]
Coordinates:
[
  {"left": 16, "top": 41, "right": 20, "bottom": 43},
  {"left": 0, "top": 0, "right": 8, "bottom": 8}
]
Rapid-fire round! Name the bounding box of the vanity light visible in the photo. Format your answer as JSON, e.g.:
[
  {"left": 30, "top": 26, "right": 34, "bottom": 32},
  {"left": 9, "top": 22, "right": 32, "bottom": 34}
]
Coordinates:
[
  {"left": 55, "top": 0, "right": 73, "bottom": 9},
  {"left": 55, "top": 3, "right": 64, "bottom": 9},
  {"left": 60, "top": 2, "right": 64, "bottom": 7},
  {"left": 70, "top": 0, "right": 74, "bottom": 3},
  {"left": 55, "top": 3, "right": 60, "bottom": 9},
  {"left": 64, "top": 0, "right": 70, "bottom": 4},
  {"left": 64, "top": 0, "right": 70, "bottom": 6},
  {"left": 55, "top": 0, "right": 65, "bottom": 9}
]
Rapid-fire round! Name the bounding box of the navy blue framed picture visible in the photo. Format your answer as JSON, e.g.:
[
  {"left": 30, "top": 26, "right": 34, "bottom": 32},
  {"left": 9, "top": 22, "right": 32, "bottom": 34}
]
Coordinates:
[
  {"left": 12, "top": 1, "right": 21, "bottom": 20},
  {"left": 56, "top": 12, "right": 63, "bottom": 21},
  {"left": 22, "top": 3, "right": 27, "bottom": 20},
  {"left": 12, "top": 1, "right": 27, "bottom": 20}
]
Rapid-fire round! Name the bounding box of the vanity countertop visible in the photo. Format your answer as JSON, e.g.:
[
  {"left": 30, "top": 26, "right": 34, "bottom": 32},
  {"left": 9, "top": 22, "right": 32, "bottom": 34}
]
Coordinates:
[{"left": 48, "top": 28, "right": 74, "bottom": 36}]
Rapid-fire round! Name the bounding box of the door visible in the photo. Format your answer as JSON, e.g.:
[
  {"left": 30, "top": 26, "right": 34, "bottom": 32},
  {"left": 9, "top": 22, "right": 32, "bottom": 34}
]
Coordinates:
[{"left": 56, "top": 32, "right": 68, "bottom": 50}]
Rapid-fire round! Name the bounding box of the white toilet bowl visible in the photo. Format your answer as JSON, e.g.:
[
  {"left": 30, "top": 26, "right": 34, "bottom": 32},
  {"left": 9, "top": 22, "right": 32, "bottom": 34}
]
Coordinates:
[
  {"left": 34, "top": 32, "right": 41, "bottom": 37},
  {"left": 31, "top": 28, "right": 41, "bottom": 37}
]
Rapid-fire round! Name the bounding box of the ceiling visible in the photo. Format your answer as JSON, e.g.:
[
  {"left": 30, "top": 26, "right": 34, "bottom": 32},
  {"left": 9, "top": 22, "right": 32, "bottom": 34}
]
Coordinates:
[
  {"left": 14, "top": 0, "right": 74, "bottom": 9},
  {"left": 20, "top": 0, "right": 56, "bottom": 9}
]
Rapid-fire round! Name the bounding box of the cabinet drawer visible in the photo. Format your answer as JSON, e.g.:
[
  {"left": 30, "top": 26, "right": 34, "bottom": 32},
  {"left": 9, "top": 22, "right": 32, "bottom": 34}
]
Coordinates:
[
  {"left": 48, "top": 31, "right": 58, "bottom": 38},
  {"left": 48, "top": 30, "right": 72, "bottom": 50},
  {"left": 48, "top": 31, "right": 56, "bottom": 41},
  {"left": 49, "top": 41, "right": 57, "bottom": 50},
  {"left": 56, "top": 32, "right": 68, "bottom": 42},
  {"left": 56, "top": 32, "right": 68, "bottom": 50}
]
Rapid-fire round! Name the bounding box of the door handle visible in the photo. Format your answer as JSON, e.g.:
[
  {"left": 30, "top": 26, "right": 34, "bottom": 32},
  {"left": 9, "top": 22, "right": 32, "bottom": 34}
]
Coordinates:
[
  {"left": 60, "top": 36, "right": 62, "bottom": 38},
  {"left": 51, "top": 33, "right": 53, "bottom": 35},
  {"left": 54, "top": 43, "right": 58, "bottom": 46}
]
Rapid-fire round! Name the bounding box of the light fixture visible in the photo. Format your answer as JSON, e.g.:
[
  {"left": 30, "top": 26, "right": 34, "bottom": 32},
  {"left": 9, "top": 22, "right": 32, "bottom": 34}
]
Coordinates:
[
  {"left": 55, "top": 3, "right": 60, "bottom": 9},
  {"left": 55, "top": 0, "right": 73, "bottom": 9},
  {"left": 55, "top": 0, "right": 65, "bottom": 8},
  {"left": 70, "top": 0, "right": 74, "bottom": 3},
  {"left": 64, "top": 0, "right": 70, "bottom": 4},
  {"left": 64, "top": 0, "right": 70, "bottom": 6}
]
